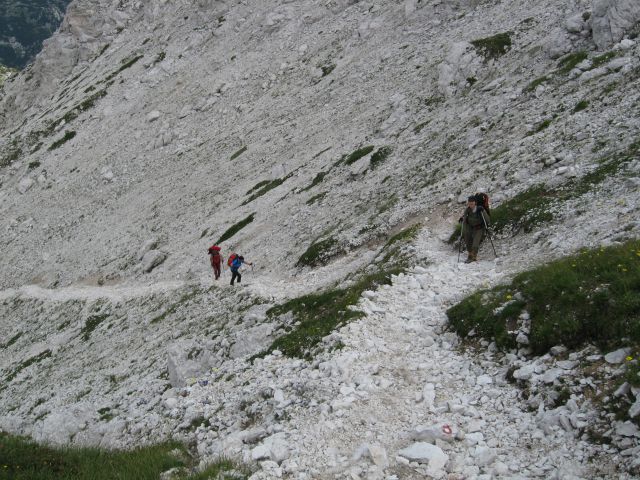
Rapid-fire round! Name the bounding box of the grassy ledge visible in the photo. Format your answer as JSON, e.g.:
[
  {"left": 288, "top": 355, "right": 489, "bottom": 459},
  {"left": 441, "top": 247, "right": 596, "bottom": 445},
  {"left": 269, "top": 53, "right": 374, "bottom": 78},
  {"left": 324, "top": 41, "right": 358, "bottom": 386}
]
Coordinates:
[
  {"left": 230, "top": 146, "right": 248, "bottom": 161},
  {"left": 242, "top": 175, "right": 290, "bottom": 205},
  {"left": 215, "top": 213, "right": 256, "bottom": 244},
  {"left": 260, "top": 225, "right": 420, "bottom": 359},
  {"left": 447, "top": 240, "right": 640, "bottom": 355},
  {"left": 48, "top": 131, "right": 76, "bottom": 151},
  {"left": 0, "top": 433, "right": 250, "bottom": 480},
  {"left": 341, "top": 145, "right": 375, "bottom": 166},
  {"left": 296, "top": 237, "right": 340, "bottom": 268}
]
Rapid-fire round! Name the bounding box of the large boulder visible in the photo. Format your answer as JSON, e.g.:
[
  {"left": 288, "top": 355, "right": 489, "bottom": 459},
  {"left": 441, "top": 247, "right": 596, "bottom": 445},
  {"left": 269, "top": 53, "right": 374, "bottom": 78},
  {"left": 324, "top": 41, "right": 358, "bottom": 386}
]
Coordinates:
[
  {"left": 438, "top": 42, "right": 482, "bottom": 98},
  {"left": 592, "top": 0, "right": 640, "bottom": 49}
]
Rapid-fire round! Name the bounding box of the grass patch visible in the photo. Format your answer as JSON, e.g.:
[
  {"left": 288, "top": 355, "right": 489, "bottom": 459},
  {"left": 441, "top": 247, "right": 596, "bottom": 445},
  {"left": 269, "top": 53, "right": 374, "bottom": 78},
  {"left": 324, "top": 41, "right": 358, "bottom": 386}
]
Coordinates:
[
  {"left": 215, "top": 213, "right": 256, "bottom": 244},
  {"left": 573, "top": 100, "right": 589, "bottom": 113},
  {"left": 104, "top": 54, "right": 144, "bottom": 83},
  {"left": 230, "top": 146, "right": 248, "bottom": 161},
  {"left": 591, "top": 51, "right": 619, "bottom": 69},
  {"left": 150, "top": 290, "right": 200, "bottom": 324},
  {"left": 413, "top": 120, "right": 430, "bottom": 134},
  {"left": 1, "top": 332, "right": 22, "bottom": 349},
  {"left": 0, "top": 433, "right": 249, "bottom": 480},
  {"left": 242, "top": 175, "right": 291, "bottom": 205},
  {"left": 1, "top": 138, "right": 22, "bottom": 167},
  {"left": 306, "top": 192, "right": 326, "bottom": 205},
  {"left": 557, "top": 51, "right": 588, "bottom": 75},
  {"left": 261, "top": 225, "right": 419, "bottom": 359},
  {"left": 447, "top": 240, "right": 640, "bottom": 354},
  {"left": 341, "top": 145, "right": 375, "bottom": 166},
  {"left": 523, "top": 75, "right": 549, "bottom": 93},
  {"left": 491, "top": 184, "right": 557, "bottom": 235},
  {"left": 301, "top": 171, "right": 328, "bottom": 192},
  {"left": 470, "top": 32, "right": 512, "bottom": 60},
  {"left": 527, "top": 118, "right": 552, "bottom": 135},
  {"left": 6, "top": 350, "right": 52, "bottom": 383},
  {"left": 81, "top": 314, "right": 109, "bottom": 341},
  {"left": 296, "top": 237, "right": 340, "bottom": 267},
  {"left": 246, "top": 180, "right": 271, "bottom": 195},
  {"left": 320, "top": 63, "right": 336, "bottom": 77},
  {"left": 370, "top": 146, "right": 392, "bottom": 169},
  {"left": 48, "top": 131, "right": 76, "bottom": 151}
]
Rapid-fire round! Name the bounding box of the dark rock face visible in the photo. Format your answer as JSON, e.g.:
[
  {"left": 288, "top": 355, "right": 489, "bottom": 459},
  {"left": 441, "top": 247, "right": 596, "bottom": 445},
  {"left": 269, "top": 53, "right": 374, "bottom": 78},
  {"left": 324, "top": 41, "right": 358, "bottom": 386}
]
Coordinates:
[{"left": 0, "top": 0, "right": 72, "bottom": 69}]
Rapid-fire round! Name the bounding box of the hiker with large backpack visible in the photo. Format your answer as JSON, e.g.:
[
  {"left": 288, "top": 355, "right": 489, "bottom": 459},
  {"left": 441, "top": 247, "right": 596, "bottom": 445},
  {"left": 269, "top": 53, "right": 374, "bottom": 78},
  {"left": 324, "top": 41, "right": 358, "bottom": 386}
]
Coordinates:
[
  {"left": 459, "top": 194, "right": 491, "bottom": 263},
  {"left": 208, "top": 245, "right": 222, "bottom": 280},
  {"left": 228, "top": 253, "right": 252, "bottom": 286}
]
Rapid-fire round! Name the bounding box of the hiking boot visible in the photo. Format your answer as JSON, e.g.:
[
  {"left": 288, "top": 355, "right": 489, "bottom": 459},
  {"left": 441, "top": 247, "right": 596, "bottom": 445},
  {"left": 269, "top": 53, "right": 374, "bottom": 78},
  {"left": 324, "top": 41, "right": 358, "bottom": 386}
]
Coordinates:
[{"left": 464, "top": 255, "right": 473, "bottom": 264}]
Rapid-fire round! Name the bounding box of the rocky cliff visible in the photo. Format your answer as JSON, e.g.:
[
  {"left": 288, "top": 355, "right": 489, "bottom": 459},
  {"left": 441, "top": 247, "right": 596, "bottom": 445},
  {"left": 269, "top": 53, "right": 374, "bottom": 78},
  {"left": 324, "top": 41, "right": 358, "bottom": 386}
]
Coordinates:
[{"left": 0, "top": 0, "right": 639, "bottom": 478}]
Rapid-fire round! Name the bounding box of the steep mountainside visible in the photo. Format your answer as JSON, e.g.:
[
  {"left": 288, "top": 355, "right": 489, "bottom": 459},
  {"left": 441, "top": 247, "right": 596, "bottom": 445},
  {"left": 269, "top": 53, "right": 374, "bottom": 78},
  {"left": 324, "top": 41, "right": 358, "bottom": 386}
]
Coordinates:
[
  {"left": 0, "top": 0, "right": 639, "bottom": 478},
  {"left": 0, "top": 0, "right": 72, "bottom": 69}
]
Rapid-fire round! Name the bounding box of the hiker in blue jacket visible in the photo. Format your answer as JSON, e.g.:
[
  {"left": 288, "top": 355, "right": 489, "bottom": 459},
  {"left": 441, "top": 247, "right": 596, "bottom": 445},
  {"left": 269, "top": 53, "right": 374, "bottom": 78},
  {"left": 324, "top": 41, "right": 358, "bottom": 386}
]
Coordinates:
[{"left": 230, "top": 255, "right": 252, "bottom": 286}]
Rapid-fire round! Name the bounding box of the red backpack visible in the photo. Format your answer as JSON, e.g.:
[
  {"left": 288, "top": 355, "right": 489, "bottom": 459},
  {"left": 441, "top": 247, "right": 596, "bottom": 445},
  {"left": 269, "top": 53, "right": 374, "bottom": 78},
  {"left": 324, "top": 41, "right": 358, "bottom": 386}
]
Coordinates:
[
  {"left": 227, "top": 253, "right": 237, "bottom": 267},
  {"left": 208, "top": 245, "right": 221, "bottom": 255}
]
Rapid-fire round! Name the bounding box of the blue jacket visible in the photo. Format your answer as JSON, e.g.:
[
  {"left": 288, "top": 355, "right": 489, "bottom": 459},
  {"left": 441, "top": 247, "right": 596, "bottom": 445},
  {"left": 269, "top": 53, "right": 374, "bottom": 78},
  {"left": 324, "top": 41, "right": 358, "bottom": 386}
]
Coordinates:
[{"left": 231, "top": 257, "right": 243, "bottom": 272}]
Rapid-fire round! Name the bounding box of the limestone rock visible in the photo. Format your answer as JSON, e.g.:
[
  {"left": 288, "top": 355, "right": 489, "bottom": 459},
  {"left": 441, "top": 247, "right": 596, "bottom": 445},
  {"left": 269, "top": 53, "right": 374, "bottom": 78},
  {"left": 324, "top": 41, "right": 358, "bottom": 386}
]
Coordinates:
[
  {"left": 592, "top": 0, "right": 640, "bottom": 50},
  {"left": 141, "top": 250, "right": 167, "bottom": 272},
  {"left": 604, "top": 347, "right": 631, "bottom": 364}
]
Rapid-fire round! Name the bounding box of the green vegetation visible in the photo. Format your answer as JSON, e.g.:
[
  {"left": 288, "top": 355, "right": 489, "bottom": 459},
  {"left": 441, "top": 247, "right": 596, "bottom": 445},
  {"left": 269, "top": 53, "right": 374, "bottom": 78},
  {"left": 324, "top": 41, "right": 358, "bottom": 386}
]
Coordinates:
[
  {"left": 573, "top": 99, "right": 589, "bottom": 113},
  {"left": 215, "top": 213, "right": 256, "bottom": 244},
  {"left": 523, "top": 75, "right": 549, "bottom": 93},
  {"left": 1, "top": 332, "right": 22, "bottom": 349},
  {"left": 48, "top": 130, "right": 76, "bottom": 150},
  {"left": 1, "top": 138, "right": 22, "bottom": 167},
  {"left": 153, "top": 51, "right": 166, "bottom": 65},
  {"left": 230, "top": 146, "right": 248, "bottom": 161},
  {"left": 413, "top": 120, "right": 430, "bottom": 134},
  {"left": 150, "top": 290, "right": 200, "bottom": 324},
  {"left": 447, "top": 240, "right": 640, "bottom": 354},
  {"left": 0, "top": 63, "right": 18, "bottom": 87},
  {"left": 341, "top": 145, "right": 375, "bottom": 166},
  {"left": 370, "top": 146, "right": 392, "bottom": 169},
  {"left": 104, "top": 54, "right": 144, "bottom": 83},
  {"left": 301, "top": 171, "right": 328, "bottom": 192},
  {"left": 557, "top": 51, "right": 588, "bottom": 75},
  {"left": 490, "top": 185, "right": 556, "bottom": 235},
  {"left": 246, "top": 180, "right": 271, "bottom": 195},
  {"left": 242, "top": 175, "right": 290, "bottom": 205},
  {"left": 306, "top": 192, "right": 326, "bottom": 205},
  {"left": 6, "top": 350, "right": 52, "bottom": 383},
  {"left": 470, "top": 32, "right": 512, "bottom": 60},
  {"left": 296, "top": 237, "right": 339, "bottom": 268},
  {"left": 0, "top": 433, "right": 250, "bottom": 480},
  {"left": 591, "top": 51, "right": 619, "bottom": 68},
  {"left": 527, "top": 118, "right": 552, "bottom": 135},
  {"left": 320, "top": 63, "right": 336, "bottom": 77},
  {"left": 261, "top": 225, "right": 419, "bottom": 359},
  {"left": 81, "top": 314, "right": 109, "bottom": 341}
]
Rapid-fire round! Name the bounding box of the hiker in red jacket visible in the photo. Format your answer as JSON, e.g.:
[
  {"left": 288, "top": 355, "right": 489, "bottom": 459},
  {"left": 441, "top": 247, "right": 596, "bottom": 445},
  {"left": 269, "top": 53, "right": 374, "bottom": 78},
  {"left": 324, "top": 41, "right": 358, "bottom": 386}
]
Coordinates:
[{"left": 208, "top": 245, "right": 222, "bottom": 280}]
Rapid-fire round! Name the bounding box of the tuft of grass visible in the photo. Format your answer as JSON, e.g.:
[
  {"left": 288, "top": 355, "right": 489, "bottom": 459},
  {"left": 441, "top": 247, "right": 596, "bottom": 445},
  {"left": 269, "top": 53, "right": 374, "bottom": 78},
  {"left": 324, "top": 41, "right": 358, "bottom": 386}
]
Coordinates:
[
  {"left": 81, "top": 314, "right": 109, "bottom": 341},
  {"left": 230, "top": 146, "right": 248, "bottom": 161},
  {"left": 557, "top": 51, "right": 588, "bottom": 75},
  {"left": 6, "top": 350, "right": 52, "bottom": 383},
  {"left": 296, "top": 237, "right": 339, "bottom": 267},
  {"left": 523, "top": 75, "right": 549, "bottom": 93},
  {"left": 215, "top": 213, "right": 255, "bottom": 244},
  {"left": 306, "top": 192, "right": 326, "bottom": 205},
  {"left": 591, "top": 51, "right": 619, "bottom": 69},
  {"left": 527, "top": 118, "right": 552, "bottom": 135},
  {"left": 104, "top": 54, "right": 144, "bottom": 83},
  {"left": 370, "top": 146, "right": 392, "bottom": 170},
  {"left": 490, "top": 185, "right": 557, "bottom": 235},
  {"left": 246, "top": 180, "right": 271, "bottom": 195},
  {"left": 48, "top": 131, "right": 76, "bottom": 151},
  {"left": 413, "top": 120, "right": 430, "bottom": 134},
  {"left": 342, "top": 145, "right": 375, "bottom": 166},
  {"left": 2, "top": 332, "right": 22, "bottom": 349},
  {"left": 301, "top": 171, "right": 328, "bottom": 192},
  {"left": 1, "top": 138, "right": 22, "bottom": 167},
  {"left": 447, "top": 240, "right": 640, "bottom": 354},
  {"left": 242, "top": 176, "right": 289, "bottom": 205},
  {"left": 320, "top": 63, "right": 336, "bottom": 77},
  {"left": 150, "top": 290, "right": 200, "bottom": 325},
  {"left": 470, "top": 32, "right": 512, "bottom": 60},
  {"left": 573, "top": 99, "right": 589, "bottom": 113},
  {"left": 0, "top": 433, "right": 250, "bottom": 480}
]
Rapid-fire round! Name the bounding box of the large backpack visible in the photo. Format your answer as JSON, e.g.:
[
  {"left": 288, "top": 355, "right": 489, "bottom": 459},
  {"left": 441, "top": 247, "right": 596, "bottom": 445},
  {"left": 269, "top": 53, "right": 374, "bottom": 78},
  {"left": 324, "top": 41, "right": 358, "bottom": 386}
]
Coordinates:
[
  {"left": 474, "top": 192, "right": 490, "bottom": 216},
  {"left": 208, "top": 245, "right": 221, "bottom": 255},
  {"left": 227, "top": 253, "right": 237, "bottom": 267}
]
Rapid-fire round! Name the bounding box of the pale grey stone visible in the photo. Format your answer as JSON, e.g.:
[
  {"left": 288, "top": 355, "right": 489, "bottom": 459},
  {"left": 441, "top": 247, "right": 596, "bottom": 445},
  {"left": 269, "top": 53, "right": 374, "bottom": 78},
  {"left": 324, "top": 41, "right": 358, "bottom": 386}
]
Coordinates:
[
  {"left": 604, "top": 348, "right": 631, "bottom": 364},
  {"left": 141, "top": 250, "right": 167, "bottom": 272}
]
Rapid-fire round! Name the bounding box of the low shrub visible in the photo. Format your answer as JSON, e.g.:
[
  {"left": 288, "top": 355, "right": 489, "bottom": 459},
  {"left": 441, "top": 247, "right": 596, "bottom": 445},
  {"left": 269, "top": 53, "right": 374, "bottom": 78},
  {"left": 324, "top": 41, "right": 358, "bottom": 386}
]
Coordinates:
[
  {"left": 523, "top": 76, "right": 549, "bottom": 93},
  {"left": 573, "top": 99, "right": 589, "bottom": 112},
  {"left": 342, "top": 145, "right": 375, "bottom": 166},
  {"left": 230, "top": 146, "right": 247, "bottom": 161},
  {"left": 447, "top": 240, "right": 640, "bottom": 354},
  {"left": 370, "top": 146, "right": 392, "bottom": 169},
  {"left": 242, "top": 176, "right": 290, "bottom": 205},
  {"left": 296, "top": 237, "right": 339, "bottom": 267},
  {"left": 470, "top": 32, "right": 512, "bottom": 60},
  {"left": 557, "top": 51, "right": 588, "bottom": 75}
]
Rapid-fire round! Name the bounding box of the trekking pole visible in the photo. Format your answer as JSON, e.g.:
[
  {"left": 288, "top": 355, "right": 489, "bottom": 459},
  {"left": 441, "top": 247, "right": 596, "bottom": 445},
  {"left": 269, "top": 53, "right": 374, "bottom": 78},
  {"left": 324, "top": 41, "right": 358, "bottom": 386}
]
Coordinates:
[
  {"left": 457, "top": 221, "right": 464, "bottom": 264},
  {"left": 481, "top": 213, "right": 498, "bottom": 258}
]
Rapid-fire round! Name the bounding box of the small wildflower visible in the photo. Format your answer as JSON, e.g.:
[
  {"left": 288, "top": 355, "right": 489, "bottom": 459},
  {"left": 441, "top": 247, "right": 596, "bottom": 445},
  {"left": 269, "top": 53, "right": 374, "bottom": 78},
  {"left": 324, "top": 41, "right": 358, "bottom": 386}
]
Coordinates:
[
  {"left": 506, "top": 294, "right": 513, "bottom": 300},
  {"left": 626, "top": 356, "right": 634, "bottom": 362}
]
